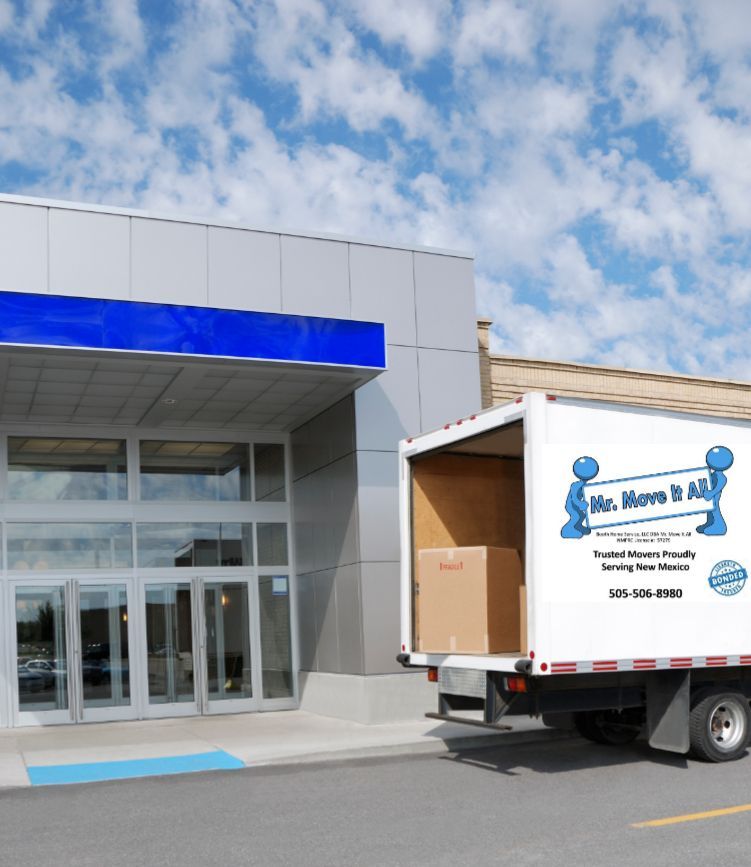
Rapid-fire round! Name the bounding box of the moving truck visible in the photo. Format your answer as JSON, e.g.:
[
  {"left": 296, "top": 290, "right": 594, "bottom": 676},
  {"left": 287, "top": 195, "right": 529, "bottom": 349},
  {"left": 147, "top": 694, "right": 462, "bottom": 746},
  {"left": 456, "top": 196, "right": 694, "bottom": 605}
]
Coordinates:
[{"left": 397, "top": 393, "right": 751, "bottom": 761}]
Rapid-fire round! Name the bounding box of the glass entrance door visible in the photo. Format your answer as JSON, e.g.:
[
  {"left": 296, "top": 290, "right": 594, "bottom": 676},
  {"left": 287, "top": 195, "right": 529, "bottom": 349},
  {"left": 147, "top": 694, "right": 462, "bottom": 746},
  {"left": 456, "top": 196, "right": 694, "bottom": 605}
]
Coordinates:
[
  {"left": 202, "top": 580, "right": 258, "bottom": 713},
  {"left": 15, "top": 584, "right": 70, "bottom": 725},
  {"left": 142, "top": 578, "right": 259, "bottom": 717},
  {"left": 78, "top": 583, "right": 134, "bottom": 722},
  {"left": 13, "top": 579, "right": 136, "bottom": 726},
  {"left": 143, "top": 581, "right": 198, "bottom": 716}
]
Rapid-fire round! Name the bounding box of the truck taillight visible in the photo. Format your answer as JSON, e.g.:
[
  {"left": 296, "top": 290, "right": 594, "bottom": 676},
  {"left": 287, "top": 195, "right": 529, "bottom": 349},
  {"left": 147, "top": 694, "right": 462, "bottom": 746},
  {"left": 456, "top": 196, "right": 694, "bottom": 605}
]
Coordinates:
[
  {"left": 505, "top": 677, "right": 528, "bottom": 692},
  {"left": 427, "top": 667, "right": 438, "bottom": 683}
]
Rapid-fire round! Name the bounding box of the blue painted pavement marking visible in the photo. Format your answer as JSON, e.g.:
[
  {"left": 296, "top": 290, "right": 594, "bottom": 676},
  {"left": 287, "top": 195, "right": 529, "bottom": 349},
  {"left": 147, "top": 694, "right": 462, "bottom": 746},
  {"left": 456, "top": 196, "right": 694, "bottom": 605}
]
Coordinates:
[{"left": 27, "top": 749, "right": 245, "bottom": 786}]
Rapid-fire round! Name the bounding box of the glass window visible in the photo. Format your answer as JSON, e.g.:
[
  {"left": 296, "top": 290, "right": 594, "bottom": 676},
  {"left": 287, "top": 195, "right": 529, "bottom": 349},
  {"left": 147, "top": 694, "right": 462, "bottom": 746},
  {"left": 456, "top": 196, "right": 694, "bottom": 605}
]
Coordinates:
[
  {"left": 145, "top": 583, "right": 194, "bottom": 704},
  {"left": 7, "top": 523, "right": 133, "bottom": 570},
  {"left": 8, "top": 437, "right": 127, "bottom": 500},
  {"left": 80, "top": 585, "right": 130, "bottom": 709},
  {"left": 254, "top": 444, "right": 286, "bottom": 502},
  {"left": 16, "top": 585, "right": 69, "bottom": 711},
  {"left": 205, "top": 582, "right": 253, "bottom": 701},
  {"left": 259, "top": 575, "right": 293, "bottom": 699},
  {"left": 257, "top": 523, "right": 288, "bottom": 566},
  {"left": 139, "top": 441, "right": 250, "bottom": 501},
  {"left": 137, "top": 523, "right": 254, "bottom": 568}
]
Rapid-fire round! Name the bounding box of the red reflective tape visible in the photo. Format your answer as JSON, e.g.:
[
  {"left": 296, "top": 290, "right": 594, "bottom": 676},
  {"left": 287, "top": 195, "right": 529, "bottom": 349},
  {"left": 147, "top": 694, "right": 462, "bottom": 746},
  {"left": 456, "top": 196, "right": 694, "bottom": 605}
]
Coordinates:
[
  {"left": 551, "top": 663, "right": 577, "bottom": 673},
  {"left": 740, "top": 656, "right": 751, "bottom": 664},
  {"left": 670, "top": 658, "right": 692, "bottom": 664},
  {"left": 706, "top": 657, "right": 728, "bottom": 666},
  {"left": 634, "top": 663, "right": 657, "bottom": 669},
  {"left": 593, "top": 660, "right": 618, "bottom": 667},
  {"left": 670, "top": 661, "right": 693, "bottom": 668},
  {"left": 633, "top": 659, "right": 656, "bottom": 665}
]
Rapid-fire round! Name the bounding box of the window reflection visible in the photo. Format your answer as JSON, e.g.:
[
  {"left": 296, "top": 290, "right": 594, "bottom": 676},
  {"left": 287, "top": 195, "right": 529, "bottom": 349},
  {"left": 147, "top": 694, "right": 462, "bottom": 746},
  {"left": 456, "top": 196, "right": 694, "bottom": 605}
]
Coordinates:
[
  {"left": 259, "top": 575, "right": 292, "bottom": 699},
  {"left": 205, "top": 582, "right": 252, "bottom": 701},
  {"left": 137, "top": 523, "right": 254, "bottom": 568},
  {"left": 145, "top": 584, "right": 194, "bottom": 704},
  {"left": 8, "top": 523, "right": 133, "bottom": 570},
  {"left": 8, "top": 437, "right": 127, "bottom": 500},
  {"left": 80, "top": 585, "right": 130, "bottom": 709},
  {"left": 16, "top": 586, "right": 69, "bottom": 711},
  {"left": 254, "top": 444, "right": 286, "bottom": 502},
  {"left": 140, "top": 441, "right": 250, "bottom": 501},
  {"left": 257, "top": 523, "right": 288, "bottom": 566}
]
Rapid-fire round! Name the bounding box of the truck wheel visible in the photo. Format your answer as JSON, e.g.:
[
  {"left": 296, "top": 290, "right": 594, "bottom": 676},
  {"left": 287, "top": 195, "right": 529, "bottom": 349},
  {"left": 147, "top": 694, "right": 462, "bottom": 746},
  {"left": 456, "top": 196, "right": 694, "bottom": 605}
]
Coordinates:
[
  {"left": 575, "top": 710, "right": 640, "bottom": 746},
  {"left": 689, "top": 691, "right": 751, "bottom": 762}
]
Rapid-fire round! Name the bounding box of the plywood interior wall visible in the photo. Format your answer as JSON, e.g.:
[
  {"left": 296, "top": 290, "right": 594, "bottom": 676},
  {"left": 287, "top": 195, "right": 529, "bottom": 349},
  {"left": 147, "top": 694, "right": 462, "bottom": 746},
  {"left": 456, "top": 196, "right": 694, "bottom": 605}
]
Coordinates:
[{"left": 412, "top": 454, "right": 525, "bottom": 558}]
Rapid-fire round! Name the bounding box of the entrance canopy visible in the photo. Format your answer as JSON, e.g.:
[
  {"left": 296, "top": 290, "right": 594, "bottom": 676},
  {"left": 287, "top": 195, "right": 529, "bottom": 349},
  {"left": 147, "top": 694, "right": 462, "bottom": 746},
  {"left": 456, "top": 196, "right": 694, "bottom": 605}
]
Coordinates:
[{"left": 0, "top": 290, "right": 386, "bottom": 430}]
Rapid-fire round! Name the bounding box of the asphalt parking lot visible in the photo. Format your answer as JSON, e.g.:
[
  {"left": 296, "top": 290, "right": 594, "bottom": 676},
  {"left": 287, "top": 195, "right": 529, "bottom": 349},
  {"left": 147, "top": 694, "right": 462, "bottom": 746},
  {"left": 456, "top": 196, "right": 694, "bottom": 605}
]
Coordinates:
[{"left": 3, "top": 735, "right": 751, "bottom": 866}]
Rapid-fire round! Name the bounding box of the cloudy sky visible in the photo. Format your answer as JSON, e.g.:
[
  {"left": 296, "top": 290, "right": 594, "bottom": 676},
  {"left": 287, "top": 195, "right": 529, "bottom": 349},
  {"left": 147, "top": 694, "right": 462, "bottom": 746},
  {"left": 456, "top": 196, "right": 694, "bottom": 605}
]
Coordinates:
[{"left": 0, "top": 1, "right": 749, "bottom": 377}]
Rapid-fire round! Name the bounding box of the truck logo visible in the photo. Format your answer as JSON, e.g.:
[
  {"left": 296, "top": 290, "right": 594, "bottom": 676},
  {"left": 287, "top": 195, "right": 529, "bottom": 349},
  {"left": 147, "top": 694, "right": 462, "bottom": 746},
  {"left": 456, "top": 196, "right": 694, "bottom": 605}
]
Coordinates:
[
  {"left": 561, "top": 447, "right": 733, "bottom": 538},
  {"left": 708, "top": 560, "right": 747, "bottom": 596}
]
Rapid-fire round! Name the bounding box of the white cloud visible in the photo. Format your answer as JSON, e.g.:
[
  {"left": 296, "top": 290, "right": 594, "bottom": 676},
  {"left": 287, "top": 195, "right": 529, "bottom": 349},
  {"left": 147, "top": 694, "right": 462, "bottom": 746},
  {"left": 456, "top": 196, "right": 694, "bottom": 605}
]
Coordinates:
[
  {"left": 0, "top": 0, "right": 13, "bottom": 33},
  {"left": 0, "top": 0, "right": 750, "bottom": 380},
  {"left": 453, "top": 0, "right": 535, "bottom": 67},
  {"left": 250, "top": 0, "right": 435, "bottom": 138},
  {"left": 346, "top": 0, "right": 448, "bottom": 63}
]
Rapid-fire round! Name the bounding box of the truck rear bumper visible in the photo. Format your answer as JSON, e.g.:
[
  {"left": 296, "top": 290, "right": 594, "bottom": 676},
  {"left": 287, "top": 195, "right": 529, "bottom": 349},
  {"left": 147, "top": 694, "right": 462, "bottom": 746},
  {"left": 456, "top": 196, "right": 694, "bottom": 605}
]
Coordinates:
[{"left": 408, "top": 652, "right": 530, "bottom": 673}]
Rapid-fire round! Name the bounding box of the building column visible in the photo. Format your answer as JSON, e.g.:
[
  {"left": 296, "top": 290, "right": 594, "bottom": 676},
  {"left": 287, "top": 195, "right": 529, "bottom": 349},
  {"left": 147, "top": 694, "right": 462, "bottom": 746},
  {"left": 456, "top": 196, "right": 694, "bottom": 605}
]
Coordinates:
[{"left": 477, "top": 317, "right": 494, "bottom": 409}]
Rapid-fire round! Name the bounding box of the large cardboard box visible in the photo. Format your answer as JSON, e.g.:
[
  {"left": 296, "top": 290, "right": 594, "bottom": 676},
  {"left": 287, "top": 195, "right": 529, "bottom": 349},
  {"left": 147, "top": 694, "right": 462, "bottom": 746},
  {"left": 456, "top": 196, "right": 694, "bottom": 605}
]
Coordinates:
[{"left": 416, "top": 546, "right": 523, "bottom": 654}]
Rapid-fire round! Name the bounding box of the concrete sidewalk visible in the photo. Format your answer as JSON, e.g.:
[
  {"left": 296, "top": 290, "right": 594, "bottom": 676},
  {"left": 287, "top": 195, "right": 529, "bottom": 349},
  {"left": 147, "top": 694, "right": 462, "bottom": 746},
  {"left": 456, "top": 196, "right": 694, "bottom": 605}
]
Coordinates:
[{"left": 0, "top": 710, "right": 574, "bottom": 788}]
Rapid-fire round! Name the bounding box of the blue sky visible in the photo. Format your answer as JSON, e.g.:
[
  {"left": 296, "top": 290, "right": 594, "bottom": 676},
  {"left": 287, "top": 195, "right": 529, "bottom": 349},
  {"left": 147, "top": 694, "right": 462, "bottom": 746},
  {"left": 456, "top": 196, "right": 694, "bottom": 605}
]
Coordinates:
[{"left": 0, "top": 0, "right": 750, "bottom": 377}]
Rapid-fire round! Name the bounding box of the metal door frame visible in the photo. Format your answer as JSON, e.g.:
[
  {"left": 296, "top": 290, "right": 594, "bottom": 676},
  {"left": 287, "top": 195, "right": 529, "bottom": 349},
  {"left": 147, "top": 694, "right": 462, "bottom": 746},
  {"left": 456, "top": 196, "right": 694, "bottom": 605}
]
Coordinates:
[
  {"left": 77, "top": 578, "right": 138, "bottom": 724},
  {"left": 138, "top": 576, "right": 200, "bottom": 719},
  {"left": 200, "top": 575, "right": 262, "bottom": 715},
  {"left": 10, "top": 576, "right": 137, "bottom": 727}
]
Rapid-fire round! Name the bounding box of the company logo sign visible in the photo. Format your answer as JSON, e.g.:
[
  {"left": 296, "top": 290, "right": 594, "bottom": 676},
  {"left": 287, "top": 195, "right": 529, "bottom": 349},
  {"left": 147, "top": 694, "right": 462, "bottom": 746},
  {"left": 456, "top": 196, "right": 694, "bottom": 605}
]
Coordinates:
[
  {"left": 708, "top": 560, "right": 747, "bottom": 596},
  {"left": 561, "top": 446, "right": 734, "bottom": 539}
]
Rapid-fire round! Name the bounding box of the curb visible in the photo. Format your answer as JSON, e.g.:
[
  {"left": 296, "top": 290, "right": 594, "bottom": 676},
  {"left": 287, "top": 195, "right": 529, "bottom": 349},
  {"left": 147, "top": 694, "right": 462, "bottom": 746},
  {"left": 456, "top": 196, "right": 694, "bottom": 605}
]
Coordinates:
[{"left": 247, "top": 726, "right": 579, "bottom": 769}]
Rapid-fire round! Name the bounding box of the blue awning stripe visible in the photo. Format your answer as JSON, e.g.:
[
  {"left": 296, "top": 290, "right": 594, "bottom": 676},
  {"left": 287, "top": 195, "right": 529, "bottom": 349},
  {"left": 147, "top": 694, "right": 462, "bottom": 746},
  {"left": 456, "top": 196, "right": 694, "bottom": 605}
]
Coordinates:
[{"left": 0, "top": 291, "right": 386, "bottom": 369}]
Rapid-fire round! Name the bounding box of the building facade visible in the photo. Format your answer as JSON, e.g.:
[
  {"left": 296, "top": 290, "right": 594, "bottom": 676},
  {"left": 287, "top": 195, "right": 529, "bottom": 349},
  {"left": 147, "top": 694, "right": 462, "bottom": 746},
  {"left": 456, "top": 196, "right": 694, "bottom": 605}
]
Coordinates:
[
  {"left": 478, "top": 319, "right": 751, "bottom": 419},
  {"left": 0, "top": 194, "right": 481, "bottom": 728}
]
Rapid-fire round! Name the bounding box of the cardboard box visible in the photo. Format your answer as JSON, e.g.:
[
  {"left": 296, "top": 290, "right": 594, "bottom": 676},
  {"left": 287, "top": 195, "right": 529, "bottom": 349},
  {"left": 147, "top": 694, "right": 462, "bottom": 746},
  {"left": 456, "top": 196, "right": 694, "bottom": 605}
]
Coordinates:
[{"left": 416, "top": 546, "right": 523, "bottom": 654}]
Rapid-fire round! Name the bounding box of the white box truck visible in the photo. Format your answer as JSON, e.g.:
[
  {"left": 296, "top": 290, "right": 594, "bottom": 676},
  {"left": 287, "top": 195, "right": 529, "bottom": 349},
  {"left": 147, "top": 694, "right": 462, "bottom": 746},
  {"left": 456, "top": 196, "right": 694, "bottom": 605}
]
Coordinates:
[{"left": 397, "top": 392, "right": 751, "bottom": 761}]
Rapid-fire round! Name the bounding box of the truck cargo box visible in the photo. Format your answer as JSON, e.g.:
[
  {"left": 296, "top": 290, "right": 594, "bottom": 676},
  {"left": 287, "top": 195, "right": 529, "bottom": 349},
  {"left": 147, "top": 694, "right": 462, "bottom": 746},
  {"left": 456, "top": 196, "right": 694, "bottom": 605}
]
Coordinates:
[{"left": 400, "top": 393, "right": 751, "bottom": 678}]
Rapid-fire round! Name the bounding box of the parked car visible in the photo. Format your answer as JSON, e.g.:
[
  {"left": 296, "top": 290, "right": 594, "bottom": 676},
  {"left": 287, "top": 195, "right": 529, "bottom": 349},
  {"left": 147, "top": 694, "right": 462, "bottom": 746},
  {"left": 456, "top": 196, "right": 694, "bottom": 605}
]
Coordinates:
[
  {"left": 24, "top": 659, "right": 66, "bottom": 689},
  {"left": 17, "top": 665, "right": 44, "bottom": 694}
]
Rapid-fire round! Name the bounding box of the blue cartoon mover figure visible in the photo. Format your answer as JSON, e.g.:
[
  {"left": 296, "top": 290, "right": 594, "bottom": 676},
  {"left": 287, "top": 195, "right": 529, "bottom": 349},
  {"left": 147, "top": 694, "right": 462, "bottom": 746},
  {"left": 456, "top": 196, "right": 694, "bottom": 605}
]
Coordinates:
[
  {"left": 561, "top": 456, "right": 599, "bottom": 539},
  {"left": 697, "top": 445, "right": 733, "bottom": 536}
]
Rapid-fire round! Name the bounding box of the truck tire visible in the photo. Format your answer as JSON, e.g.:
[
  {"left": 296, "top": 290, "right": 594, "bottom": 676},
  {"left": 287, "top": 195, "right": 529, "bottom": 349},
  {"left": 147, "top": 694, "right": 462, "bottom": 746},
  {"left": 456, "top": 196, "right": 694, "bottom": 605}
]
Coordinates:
[
  {"left": 574, "top": 710, "right": 640, "bottom": 746},
  {"left": 689, "top": 691, "right": 751, "bottom": 762}
]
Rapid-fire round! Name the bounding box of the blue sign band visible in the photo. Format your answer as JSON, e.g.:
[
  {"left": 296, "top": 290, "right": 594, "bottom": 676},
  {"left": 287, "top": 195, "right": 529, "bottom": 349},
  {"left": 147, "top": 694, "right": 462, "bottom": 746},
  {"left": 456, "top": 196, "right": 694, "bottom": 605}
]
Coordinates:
[{"left": 0, "top": 290, "right": 386, "bottom": 369}]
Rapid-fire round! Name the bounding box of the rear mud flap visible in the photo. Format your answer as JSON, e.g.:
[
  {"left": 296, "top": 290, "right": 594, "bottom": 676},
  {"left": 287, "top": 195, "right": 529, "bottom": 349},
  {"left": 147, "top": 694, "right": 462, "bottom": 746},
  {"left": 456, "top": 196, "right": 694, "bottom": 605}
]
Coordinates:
[{"left": 646, "top": 670, "right": 690, "bottom": 754}]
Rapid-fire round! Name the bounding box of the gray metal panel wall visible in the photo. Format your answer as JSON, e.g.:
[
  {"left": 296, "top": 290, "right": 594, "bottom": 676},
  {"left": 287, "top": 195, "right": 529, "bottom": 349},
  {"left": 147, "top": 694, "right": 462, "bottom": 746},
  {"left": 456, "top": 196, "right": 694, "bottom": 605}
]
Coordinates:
[
  {"left": 0, "top": 196, "right": 480, "bottom": 680},
  {"left": 291, "top": 245, "right": 480, "bottom": 676}
]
